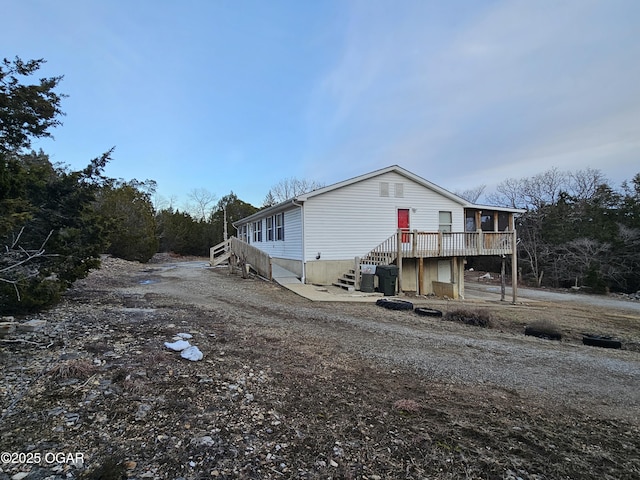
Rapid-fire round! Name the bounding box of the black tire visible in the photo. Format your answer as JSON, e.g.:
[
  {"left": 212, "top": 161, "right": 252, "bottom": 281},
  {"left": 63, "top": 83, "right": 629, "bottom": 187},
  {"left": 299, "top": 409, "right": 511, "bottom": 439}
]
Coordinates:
[
  {"left": 381, "top": 299, "right": 414, "bottom": 311},
  {"left": 414, "top": 307, "right": 443, "bottom": 317},
  {"left": 376, "top": 298, "right": 389, "bottom": 307},
  {"left": 524, "top": 326, "right": 562, "bottom": 341},
  {"left": 582, "top": 334, "right": 622, "bottom": 349}
]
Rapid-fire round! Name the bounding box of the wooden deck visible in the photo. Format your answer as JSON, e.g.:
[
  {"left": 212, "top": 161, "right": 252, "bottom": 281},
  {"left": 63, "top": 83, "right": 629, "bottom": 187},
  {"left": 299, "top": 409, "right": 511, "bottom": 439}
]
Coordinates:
[{"left": 362, "top": 230, "right": 516, "bottom": 265}]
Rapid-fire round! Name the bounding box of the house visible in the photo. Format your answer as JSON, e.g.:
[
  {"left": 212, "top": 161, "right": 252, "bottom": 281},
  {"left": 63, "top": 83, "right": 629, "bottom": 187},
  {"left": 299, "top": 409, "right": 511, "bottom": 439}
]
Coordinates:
[{"left": 217, "top": 165, "right": 524, "bottom": 300}]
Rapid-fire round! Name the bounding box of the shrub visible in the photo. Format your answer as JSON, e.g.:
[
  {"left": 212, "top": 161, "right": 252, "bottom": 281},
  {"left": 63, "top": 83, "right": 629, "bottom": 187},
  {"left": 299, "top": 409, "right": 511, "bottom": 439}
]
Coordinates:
[
  {"left": 524, "top": 320, "right": 562, "bottom": 340},
  {"left": 444, "top": 309, "right": 493, "bottom": 328}
]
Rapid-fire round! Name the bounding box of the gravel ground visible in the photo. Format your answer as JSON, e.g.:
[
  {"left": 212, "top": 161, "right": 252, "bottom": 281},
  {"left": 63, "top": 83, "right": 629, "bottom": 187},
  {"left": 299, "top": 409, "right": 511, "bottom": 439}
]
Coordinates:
[
  {"left": 1, "top": 255, "right": 639, "bottom": 479},
  {"left": 126, "top": 259, "right": 640, "bottom": 422}
]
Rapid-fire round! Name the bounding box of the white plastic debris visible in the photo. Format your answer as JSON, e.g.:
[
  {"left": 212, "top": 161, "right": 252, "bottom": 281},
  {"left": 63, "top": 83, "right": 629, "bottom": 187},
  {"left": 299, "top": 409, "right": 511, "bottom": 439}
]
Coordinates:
[
  {"left": 175, "top": 332, "right": 193, "bottom": 339},
  {"left": 164, "top": 340, "right": 190, "bottom": 351},
  {"left": 181, "top": 345, "right": 203, "bottom": 361}
]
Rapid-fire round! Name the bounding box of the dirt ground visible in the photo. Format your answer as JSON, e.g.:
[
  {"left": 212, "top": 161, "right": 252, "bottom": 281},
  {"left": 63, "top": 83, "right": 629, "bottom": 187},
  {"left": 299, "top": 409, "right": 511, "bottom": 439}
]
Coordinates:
[{"left": 1, "top": 255, "right": 639, "bottom": 480}]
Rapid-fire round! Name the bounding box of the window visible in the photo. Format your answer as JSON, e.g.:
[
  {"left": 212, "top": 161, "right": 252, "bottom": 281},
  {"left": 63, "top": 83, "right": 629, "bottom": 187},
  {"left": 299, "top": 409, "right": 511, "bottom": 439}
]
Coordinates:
[
  {"left": 275, "top": 212, "right": 285, "bottom": 241},
  {"left": 465, "top": 212, "right": 476, "bottom": 232},
  {"left": 394, "top": 183, "right": 404, "bottom": 198},
  {"left": 240, "top": 224, "right": 248, "bottom": 242},
  {"left": 266, "top": 216, "right": 274, "bottom": 241},
  {"left": 252, "top": 220, "right": 262, "bottom": 242},
  {"left": 498, "top": 212, "right": 510, "bottom": 231},
  {"left": 379, "top": 182, "right": 389, "bottom": 197},
  {"left": 481, "top": 213, "right": 494, "bottom": 232},
  {"left": 439, "top": 211, "right": 452, "bottom": 232}
]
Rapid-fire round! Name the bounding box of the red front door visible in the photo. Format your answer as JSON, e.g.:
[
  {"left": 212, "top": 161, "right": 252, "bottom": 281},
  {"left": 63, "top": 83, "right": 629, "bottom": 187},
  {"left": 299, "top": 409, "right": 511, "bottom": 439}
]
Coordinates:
[{"left": 398, "top": 209, "right": 410, "bottom": 243}]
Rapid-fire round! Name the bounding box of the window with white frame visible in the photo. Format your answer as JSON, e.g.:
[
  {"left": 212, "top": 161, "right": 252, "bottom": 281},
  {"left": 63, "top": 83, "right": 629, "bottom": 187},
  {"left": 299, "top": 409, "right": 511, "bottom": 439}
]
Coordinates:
[
  {"left": 240, "top": 224, "right": 248, "bottom": 242},
  {"left": 266, "top": 216, "right": 274, "bottom": 241},
  {"left": 275, "top": 212, "right": 284, "bottom": 241},
  {"left": 439, "top": 211, "right": 452, "bottom": 232},
  {"left": 253, "top": 220, "right": 262, "bottom": 242}
]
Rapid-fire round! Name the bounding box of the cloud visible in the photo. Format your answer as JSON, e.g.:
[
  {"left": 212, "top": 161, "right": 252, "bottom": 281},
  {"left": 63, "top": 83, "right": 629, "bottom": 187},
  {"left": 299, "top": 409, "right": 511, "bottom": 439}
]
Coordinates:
[{"left": 305, "top": 0, "right": 640, "bottom": 190}]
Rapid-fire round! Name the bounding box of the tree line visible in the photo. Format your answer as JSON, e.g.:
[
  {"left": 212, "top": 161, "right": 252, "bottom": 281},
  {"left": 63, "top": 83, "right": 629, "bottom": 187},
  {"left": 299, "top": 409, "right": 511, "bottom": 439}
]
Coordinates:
[
  {"left": 2, "top": 56, "right": 638, "bottom": 315},
  {"left": 0, "top": 57, "right": 323, "bottom": 314},
  {"left": 487, "top": 168, "right": 640, "bottom": 294},
  {"left": 0, "top": 57, "right": 260, "bottom": 314}
]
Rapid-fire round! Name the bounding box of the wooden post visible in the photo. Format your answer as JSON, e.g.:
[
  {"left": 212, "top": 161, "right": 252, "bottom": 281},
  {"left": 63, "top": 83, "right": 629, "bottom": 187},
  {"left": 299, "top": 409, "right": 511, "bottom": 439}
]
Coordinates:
[
  {"left": 452, "top": 257, "right": 458, "bottom": 295},
  {"left": 500, "top": 255, "right": 506, "bottom": 301},
  {"left": 228, "top": 253, "right": 235, "bottom": 275},
  {"left": 396, "top": 229, "right": 403, "bottom": 294},
  {"left": 223, "top": 205, "right": 228, "bottom": 242},
  {"left": 412, "top": 229, "right": 418, "bottom": 257},
  {"left": 512, "top": 230, "right": 518, "bottom": 304},
  {"left": 354, "top": 256, "right": 361, "bottom": 290},
  {"left": 418, "top": 257, "right": 424, "bottom": 295}
]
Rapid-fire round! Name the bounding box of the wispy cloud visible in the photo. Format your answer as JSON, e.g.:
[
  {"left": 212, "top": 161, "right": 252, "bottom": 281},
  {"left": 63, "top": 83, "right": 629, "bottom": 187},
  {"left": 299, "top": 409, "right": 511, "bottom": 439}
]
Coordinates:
[{"left": 306, "top": 0, "right": 640, "bottom": 191}]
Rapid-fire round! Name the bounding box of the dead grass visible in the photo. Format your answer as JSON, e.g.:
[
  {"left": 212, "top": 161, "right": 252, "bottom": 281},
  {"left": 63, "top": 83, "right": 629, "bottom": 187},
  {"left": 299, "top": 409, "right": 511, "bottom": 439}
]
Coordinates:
[
  {"left": 525, "top": 319, "right": 563, "bottom": 340},
  {"left": 47, "top": 359, "right": 98, "bottom": 380},
  {"left": 393, "top": 398, "right": 422, "bottom": 413},
  {"left": 444, "top": 308, "right": 494, "bottom": 328}
]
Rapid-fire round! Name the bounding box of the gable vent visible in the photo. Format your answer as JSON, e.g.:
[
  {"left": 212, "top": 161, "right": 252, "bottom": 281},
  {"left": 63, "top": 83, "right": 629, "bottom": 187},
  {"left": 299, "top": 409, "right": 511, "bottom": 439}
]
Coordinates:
[
  {"left": 394, "top": 183, "right": 404, "bottom": 198},
  {"left": 380, "top": 182, "right": 389, "bottom": 197}
]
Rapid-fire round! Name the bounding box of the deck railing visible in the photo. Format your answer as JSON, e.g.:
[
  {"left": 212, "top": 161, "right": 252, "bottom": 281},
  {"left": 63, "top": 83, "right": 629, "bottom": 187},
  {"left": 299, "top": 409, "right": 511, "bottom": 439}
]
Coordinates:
[{"left": 362, "top": 230, "right": 516, "bottom": 265}]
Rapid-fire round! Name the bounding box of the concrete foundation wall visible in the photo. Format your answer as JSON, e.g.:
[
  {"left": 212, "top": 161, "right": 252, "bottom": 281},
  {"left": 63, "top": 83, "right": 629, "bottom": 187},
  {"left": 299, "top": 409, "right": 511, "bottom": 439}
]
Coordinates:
[
  {"left": 432, "top": 281, "right": 459, "bottom": 299},
  {"left": 401, "top": 258, "right": 418, "bottom": 293},
  {"left": 272, "top": 258, "right": 303, "bottom": 278},
  {"left": 305, "top": 259, "right": 354, "bottom": 285}
]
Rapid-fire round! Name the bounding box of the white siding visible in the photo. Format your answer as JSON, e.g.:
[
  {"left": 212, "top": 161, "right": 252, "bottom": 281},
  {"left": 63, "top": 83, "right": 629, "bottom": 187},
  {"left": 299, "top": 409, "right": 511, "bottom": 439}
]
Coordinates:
[
  {"left": 303, "top": 171, "right": 464, "bottom": 262},
  {"left": 242, "top": 206, "right": 303, "bottom": 261}
]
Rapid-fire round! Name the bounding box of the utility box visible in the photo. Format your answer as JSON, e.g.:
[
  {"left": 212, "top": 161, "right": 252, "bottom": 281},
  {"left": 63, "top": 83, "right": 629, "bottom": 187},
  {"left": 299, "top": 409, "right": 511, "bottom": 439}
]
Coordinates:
[{"left": 376, "top": 265, "right": 398, "bottom": 296}]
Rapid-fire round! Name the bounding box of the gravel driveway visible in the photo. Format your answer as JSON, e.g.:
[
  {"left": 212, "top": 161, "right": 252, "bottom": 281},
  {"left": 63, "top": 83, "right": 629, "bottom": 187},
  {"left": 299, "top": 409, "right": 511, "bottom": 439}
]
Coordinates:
[
  {"left": 466, "top": 282, "right": 640, "bottom": 312},
  {"left": 132, "top": 260, "right": 640, "bottom": 423},
  {"left": 3, "top": 256, "right": 639, "bottom": 479}
]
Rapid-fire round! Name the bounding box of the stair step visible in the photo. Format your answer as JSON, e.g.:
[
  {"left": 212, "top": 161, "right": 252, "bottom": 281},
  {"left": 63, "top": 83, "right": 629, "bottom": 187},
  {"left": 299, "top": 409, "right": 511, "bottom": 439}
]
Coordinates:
[{"left": 332, "top": 281, "right": 355, "bottom": 292}]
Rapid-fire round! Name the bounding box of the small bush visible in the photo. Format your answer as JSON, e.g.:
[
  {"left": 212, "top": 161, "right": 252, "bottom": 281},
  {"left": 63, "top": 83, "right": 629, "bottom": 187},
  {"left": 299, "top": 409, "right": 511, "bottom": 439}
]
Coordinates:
[
  {"left": 524, "top": 320, "right": 562, "bottom": 340},
  {"left": 48, "top": 359, "right": 98, "bottom": 380},
  {"left": 444, "top": 309, "right": 493, "bottom": 328}
]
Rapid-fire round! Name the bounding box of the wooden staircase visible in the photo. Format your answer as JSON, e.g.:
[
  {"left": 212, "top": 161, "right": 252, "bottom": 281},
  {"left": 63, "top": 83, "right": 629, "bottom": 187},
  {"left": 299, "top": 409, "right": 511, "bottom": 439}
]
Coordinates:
[
  {"left": 333, "top": 234, "right": 398, "bottom": 291},
  {"left": 209, "top": 238, "right": 232, "bottom": 266},
  {"left": 332, "top": 269, "right": 357, "bottom": 291}
]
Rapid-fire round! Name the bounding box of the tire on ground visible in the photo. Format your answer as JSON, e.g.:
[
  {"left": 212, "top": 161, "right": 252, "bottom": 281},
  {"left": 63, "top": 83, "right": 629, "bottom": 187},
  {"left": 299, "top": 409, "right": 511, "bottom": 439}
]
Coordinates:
[
  {"left": 582, "top": 334, "right": 622, "bottom": 349},
  {"left": 379, "top": 299, "right": 413, "bottom": 311},
  {"left": 414, "top": 307, "right": 443, "bottom": 317}
]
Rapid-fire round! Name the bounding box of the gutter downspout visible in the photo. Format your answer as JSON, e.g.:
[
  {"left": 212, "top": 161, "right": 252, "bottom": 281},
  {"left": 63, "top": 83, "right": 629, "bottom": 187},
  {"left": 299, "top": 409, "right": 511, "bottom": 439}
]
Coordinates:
[{"left": 292, "top": 199, "right": 305, "bottom": 283}]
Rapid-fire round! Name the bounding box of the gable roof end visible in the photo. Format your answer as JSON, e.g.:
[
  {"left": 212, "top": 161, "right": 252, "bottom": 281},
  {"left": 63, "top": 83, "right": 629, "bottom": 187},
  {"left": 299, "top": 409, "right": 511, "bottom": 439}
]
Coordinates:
[{"left": 296, "top": 165, "right": 469, "bottom": 206}]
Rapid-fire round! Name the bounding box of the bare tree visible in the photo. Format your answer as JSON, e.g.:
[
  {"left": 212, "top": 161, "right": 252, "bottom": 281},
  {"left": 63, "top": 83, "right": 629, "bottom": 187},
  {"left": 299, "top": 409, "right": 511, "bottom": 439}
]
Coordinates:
[
  {"left": 485, "top": 177, "right": 526, "bottom": 208},
  {"left": 153, "top": 193, "right": 178, "bottom": 212},
  {"left": 554, "top": 238, "right": 610, "bottom": 288},
  {"left": 185, "top": 188, "right": 218, "bottom": 221},
  {"left": 568, "top": 168, "right": 608, "bottom": 201},
  {"left": 455, "top": 185, "right": 486, "bottom": 203},
  {"left": 522, "top": 167, "right": 568, "bottom": 209},
  {"left": 1, "top": 227, "right": 54, "bottom": 301},
  {"left": 263, "top": 178, "right": 324, "bottom": 207}
]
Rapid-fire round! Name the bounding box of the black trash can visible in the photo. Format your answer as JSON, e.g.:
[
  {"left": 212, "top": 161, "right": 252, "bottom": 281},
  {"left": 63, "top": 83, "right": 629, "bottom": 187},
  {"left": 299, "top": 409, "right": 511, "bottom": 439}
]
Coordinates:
[
  {"left": 376, "top": 265, "right": 398, "bottom": 296},
  {"left": 360, "top": 273, "right": 375, "bottom": 293}
]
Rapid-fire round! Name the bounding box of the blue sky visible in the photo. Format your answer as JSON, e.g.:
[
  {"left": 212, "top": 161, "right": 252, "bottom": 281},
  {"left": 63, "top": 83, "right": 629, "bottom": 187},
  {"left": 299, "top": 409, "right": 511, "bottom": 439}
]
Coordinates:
[{"left": 3, "top": 0, "right": 640, "bottom": 208}]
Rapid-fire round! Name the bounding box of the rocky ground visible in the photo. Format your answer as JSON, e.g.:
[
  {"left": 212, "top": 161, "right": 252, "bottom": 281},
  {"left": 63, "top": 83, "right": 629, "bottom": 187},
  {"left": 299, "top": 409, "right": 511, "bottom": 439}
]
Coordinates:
[{"left": 1, "top": 255, "right": 639, "bottom": 479}]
